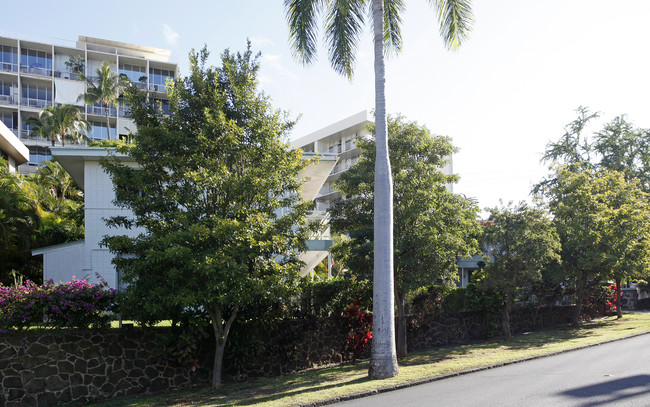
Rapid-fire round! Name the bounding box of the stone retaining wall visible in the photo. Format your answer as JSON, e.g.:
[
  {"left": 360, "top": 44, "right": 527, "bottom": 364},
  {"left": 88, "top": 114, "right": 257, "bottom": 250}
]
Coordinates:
[
  {"left": 0, "top": 330, "right": 208, "bottom": 407},
  {"left": 0, "top": 305, "right": 583, "bottom": 406}
]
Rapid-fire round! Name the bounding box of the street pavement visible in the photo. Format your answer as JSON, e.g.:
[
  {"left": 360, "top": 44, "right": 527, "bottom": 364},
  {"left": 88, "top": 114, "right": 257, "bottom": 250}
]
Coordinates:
[{"left": 334, "top": 333, "right": 650, "bottom": 407}]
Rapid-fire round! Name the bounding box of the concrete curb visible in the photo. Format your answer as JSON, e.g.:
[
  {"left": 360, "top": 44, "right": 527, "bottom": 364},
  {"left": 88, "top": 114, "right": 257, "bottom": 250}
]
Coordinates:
[{"left": 298, "top": 329, "right": 650, "bottom": 406}]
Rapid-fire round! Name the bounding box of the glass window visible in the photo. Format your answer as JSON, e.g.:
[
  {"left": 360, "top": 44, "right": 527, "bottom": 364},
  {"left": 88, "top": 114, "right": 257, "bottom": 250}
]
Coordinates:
[
  {"left": 88, "top": 121, "right": 116, "bottom": 140},
  {"left": 119, "top": 63, "right": 146, "bottom": 83}
]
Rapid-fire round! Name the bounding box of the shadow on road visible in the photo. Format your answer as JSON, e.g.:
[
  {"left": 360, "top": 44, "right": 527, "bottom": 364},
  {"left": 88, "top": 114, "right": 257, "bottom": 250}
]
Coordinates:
[{"left": 558, "top": 374, "right": 650, "bottom": 406}]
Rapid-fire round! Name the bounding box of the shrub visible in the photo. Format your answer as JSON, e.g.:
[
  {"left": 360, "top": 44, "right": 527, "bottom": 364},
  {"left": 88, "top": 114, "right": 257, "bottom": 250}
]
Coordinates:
[
  {"left": 298, "top": 278, "right": 372, "bottom": 318},
  {"left": 0, "top": 277, "right": 117, "bottom": 332},
  {"left": 342, "top": 299, "right": 372, "bottom": 359}
]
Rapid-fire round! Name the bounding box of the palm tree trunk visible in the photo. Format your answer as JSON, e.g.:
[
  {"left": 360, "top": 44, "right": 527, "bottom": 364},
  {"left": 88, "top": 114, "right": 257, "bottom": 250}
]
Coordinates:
[
  {"left": 104, "top": 103, "right": 111, "bottom": 140},
  {"left": 368, "top": 0, "right": 398, "bottom": 380}
]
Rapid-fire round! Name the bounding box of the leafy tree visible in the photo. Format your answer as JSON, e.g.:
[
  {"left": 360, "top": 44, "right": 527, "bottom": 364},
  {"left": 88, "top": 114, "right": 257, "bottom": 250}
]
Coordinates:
[
  {"left": 102, "top": 45, "right": 314, "bottom": 389},
  {"left": 26, "top": 104, "right": 90, "bottom": 146},
  {"left": 330, "top": 115, "right": 480, "bottom": 357},
  {"left": 540, "top": 107, "right": 650, "bottom": 192},
  {"left": 285, "top": 0, "right": 473, "bottom": 379},
  {"left": 0, "top": 160, "right": 83, "bottom": 284},
  {"left": 538, "top": 167, "right": 650, "bottom": 324},
  {"left": 539, "top": 108, "right": 650, "bottom": 319},
  {"left": 480, "top": 201, "right": 561, "bottom": 339},
  {"left": 79, "top": 61, "right": 129, "bottom": 140}
]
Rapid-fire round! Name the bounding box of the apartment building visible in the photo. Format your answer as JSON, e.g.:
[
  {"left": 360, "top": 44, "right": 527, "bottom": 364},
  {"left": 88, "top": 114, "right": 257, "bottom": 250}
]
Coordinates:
[
  {"left": 291, "top": 111, "right": 454, "bottom": 212},
  {"left": 0, "top": 34, "right": 177, "bottom": 173},
  {"left": 0, "top": 120, "right": 28, "bottom": 173}
]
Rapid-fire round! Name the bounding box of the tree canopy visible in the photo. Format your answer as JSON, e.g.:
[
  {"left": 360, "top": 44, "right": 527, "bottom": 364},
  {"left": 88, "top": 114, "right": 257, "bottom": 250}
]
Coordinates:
[
  {"left": 0, "top": 159, "right": 84, "bottom": 284},
  {"left": 330, "top": 114, "right": 480, "bottom": 356},
  {"left": 102, "top": 45, "right": 314, "bottom": 389},
  {"left": 480, "top": 201, "right": 561, "bottom": 338}
]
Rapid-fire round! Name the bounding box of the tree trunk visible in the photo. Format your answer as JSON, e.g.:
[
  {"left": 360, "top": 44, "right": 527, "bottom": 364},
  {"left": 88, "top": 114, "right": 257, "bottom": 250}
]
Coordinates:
[
  {"left": 207, "top": 304, "right": 238, "bottom": 389},
  {"left": 368, "top": 0, "right": 398, "bottom": 380},
  {"left": 104, "top": 103, "right": 111, "bottom": 140},
  {"left": 616, "top": 279, "right": 623, "bottom": 319},
  {"left": 503, "top": 292, "right": 512, "bottom": 340},
  {"left": 571, "top": 272, "right": 588, "bottom": 325},
  {"left": 396, "top": 291, "right": 407, "bottom": 358}
]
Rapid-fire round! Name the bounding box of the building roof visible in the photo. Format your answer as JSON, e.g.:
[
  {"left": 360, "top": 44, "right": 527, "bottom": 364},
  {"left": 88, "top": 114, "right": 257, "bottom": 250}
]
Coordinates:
[
  {"left": 0, "top": 122, "right": 29, "bottom": 166},
  {"left": 291, "top": 110, "right": 372, "bottom": 148},
  {"left": 50, "top": 147, "right": 338, "bottom": 199}
]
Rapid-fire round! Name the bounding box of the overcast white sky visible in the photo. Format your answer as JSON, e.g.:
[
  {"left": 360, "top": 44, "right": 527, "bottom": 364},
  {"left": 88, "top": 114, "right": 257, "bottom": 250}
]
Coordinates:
[{"left": 4, "top": 1, "right": 650, "bottom": 210}]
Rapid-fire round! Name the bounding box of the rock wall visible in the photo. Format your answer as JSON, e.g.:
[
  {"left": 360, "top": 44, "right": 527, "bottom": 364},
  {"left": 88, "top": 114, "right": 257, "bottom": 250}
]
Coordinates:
[
  {"left": 0, "top": 305, "right": 581, "bottom": 407},
  {"left": 407, "top": 306, "right": 576, "bottom": 352},
  {"left": 0, "top": 330, "right": 208, "bottom": 407}
]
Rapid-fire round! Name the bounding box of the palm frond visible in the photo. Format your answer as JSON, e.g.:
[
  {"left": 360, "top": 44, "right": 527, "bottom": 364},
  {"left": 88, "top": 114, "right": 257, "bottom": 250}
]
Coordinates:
[
  {"left": 325, "top": 0, "right": 367, "bottom": 78},
  {"left": 430, "top": 0, "right": 473, "bottom": 50},
  {"left": 383, "top": 0, "right": 405, "bottom": 56},
  {"left": 285, "top": 0, "right": 324, "bottom": 66}
]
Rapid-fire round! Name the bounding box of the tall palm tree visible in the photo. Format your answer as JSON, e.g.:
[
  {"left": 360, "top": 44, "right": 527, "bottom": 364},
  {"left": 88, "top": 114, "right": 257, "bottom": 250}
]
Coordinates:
[
  {"left": 27, "top": 104, "right": 90, "bottom": 147},
  {"left": 79, "top": 61, "right": 129, "bottom": 140},
  {"left": 285, "top": 0, "right": 473, "bottom": 379}
]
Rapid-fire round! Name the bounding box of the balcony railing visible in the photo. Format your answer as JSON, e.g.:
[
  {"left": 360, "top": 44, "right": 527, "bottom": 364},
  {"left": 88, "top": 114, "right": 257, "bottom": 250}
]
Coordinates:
[
  {"left": 0, "top": 62, "right": 18, "bottom": 73},
  {"left": 118, "top": 107, "right": 131, "bottom": 118},
  {"left": 21, "top": 98, "right": 50, "bottom": 108},
  {"left": 54, "top": 70, "right": 82, "bottom": 81},
  {"left": 87, "top": 105, "right": 117, "bottom": 117},
  {"left": 149, "top": 83, "right": 167, "bottom": 92},
  {"left": 0, "top": 94, "right": 18, "bottom": 105},
  {"left": 131, "top": 81, "right": 147, "bottom": 90},
  {"left": 20, "top": 66, "right": 53, "bottom": 77}
]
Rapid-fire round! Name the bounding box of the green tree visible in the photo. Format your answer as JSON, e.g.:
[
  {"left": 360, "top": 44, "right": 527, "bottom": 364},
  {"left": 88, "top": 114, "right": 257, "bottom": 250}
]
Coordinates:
[
  {"left": 538, "top": 167, "right": 650, "bottom": 324},
  {"left": 539, "top": 108, "right": 650, "bottom": 318},
  {"left": 0, "top": 159, "right": 83, "bottom": 284},
  {"left": 480, "top": 201, "right": 561, "bottom": 339},
  {"left": 285, "top": 0, "right": 473, "bottom": 378},
  {"left": 102, "top": 46, "right": 314, "bottom": 389},
  {"left": 540, "top": 107, "right": 650, "bottom": 192},
  {"left": 26, "top": 104, "right": 89, "bottom": 147},
  {"left": 330, "top": 115, "right": 480, "bottom": 357},
  {"left": 79, "top": 61, "right": 129, "bottom": 140}
]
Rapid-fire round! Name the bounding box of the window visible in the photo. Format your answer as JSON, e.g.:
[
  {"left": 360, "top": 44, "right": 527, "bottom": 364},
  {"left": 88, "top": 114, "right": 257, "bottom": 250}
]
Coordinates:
[
  {"left": 20, "top": 48, "right": 52, "bottom": 76},
  {"left": 119, "top": 63, "right": 147, "bottom": 88},
  {"left": 28, "top": 146, "right": 51, "bottom": 165},
  {"left": 149, "top": 67, "right": 174, "bottom": 91},
  {"left": 88, "top": 121, "right": 116, "bottom": 140},
  {"left": 21, "top": 83, "right": 51, "bottom": 107},
  {"left": 0, "top": 45, "right": 18, "bottom": 72},
  {"left": 0, "top": 111, "right": 17, "bottom": 132},
  {"left": 150, "top": 98, "right": 170, "bottom": 115}
]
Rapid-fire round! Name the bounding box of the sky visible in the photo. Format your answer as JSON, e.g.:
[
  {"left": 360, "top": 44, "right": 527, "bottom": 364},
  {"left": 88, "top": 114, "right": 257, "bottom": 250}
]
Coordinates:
[{"left": 4, "top": 1, "right": 650, "bottom": 211}]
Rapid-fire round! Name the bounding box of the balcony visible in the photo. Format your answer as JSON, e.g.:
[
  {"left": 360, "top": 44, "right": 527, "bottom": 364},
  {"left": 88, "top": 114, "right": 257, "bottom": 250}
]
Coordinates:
[
  {"left": 87, "top": 105, "right": 117, "bottom": 117},
  {"left": 21, "top": 98, "right": 50, "bottom": 108},
  {"left": 149, "top": 83, "right": 167, "bottom": 92},
  {"left": 0, "top": 62, "right": 18, "bottom": 73},
  {"left": 54, "top": 71, "right": 82, "bottom": 81},
  {"left": 118, "top": 106, "right": 131, "bottom": 118},
  {"left": 20, "top": 65, "right": 52, "bottom": 77},
  {"left": 0, "top": 94, "right": 18, "bottom": 106}
]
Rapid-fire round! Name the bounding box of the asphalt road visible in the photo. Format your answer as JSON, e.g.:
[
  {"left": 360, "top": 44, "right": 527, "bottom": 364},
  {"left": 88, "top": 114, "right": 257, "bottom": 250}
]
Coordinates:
[{"left": 335, "top": 333, "right": 650, "bottom": 407}]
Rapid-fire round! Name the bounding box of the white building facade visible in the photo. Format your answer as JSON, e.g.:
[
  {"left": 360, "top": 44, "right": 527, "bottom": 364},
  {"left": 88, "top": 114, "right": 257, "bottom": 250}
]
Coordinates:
[
  {"left": 0, "top": 34, "right": 177, "bottom": 173},
  {"left": 34, "top": 147, "right": 338, "bottom": 287}
]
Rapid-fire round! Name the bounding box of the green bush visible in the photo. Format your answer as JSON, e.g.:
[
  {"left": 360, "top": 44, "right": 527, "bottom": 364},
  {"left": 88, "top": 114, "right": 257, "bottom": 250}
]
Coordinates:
[{"left": 298, "top": 278, "right": 372, "bottom": 319}]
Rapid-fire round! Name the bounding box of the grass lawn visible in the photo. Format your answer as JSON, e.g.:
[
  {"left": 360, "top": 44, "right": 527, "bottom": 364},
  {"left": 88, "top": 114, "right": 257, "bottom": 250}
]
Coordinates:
[{"left": 89, "top": 312, "right": 650, "bottom": 407}]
